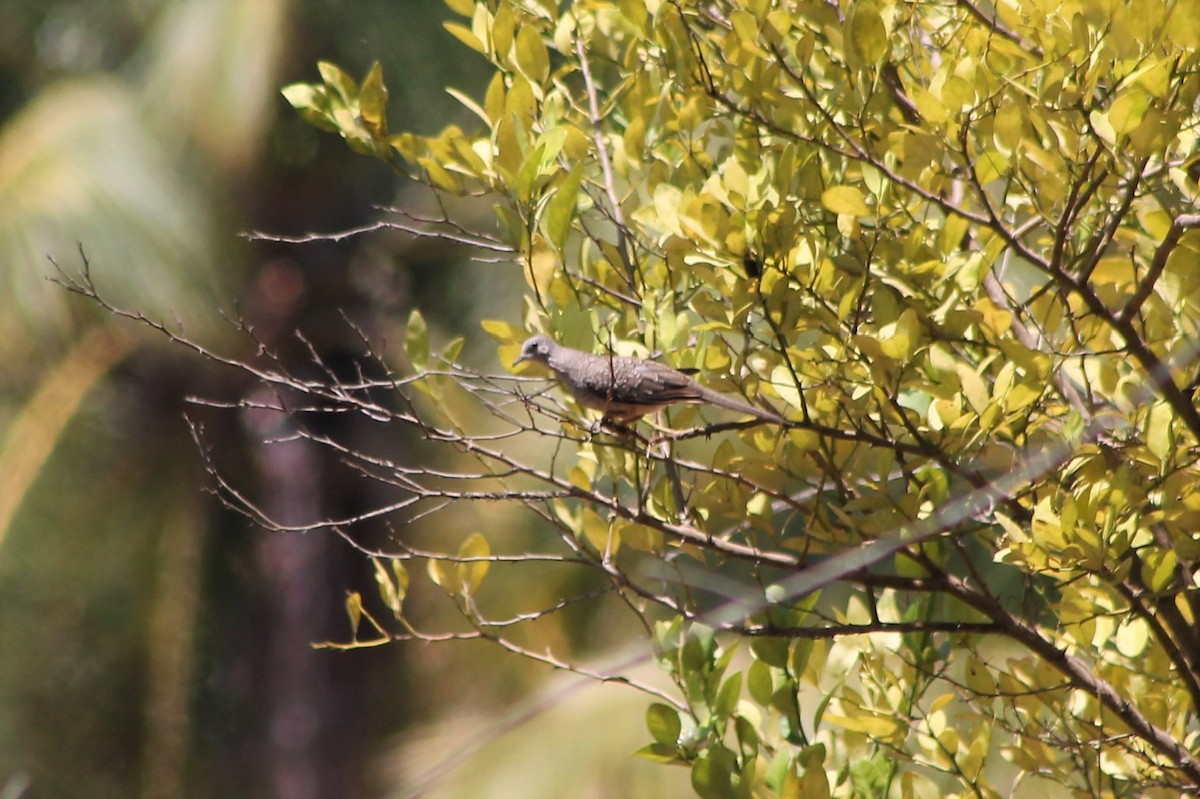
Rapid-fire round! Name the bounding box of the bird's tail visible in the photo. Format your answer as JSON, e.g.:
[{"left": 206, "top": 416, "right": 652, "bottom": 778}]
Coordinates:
[{"left": 698, "top": 386, "right": 787, "bottom": 424}]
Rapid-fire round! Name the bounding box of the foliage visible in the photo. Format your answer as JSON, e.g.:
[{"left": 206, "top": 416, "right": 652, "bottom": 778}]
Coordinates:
[{"left": 272, "top": 0, "right": 1200, "bottom": 795}]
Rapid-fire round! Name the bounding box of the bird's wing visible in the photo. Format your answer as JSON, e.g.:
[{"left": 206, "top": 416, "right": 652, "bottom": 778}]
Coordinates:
[
  {"left": 567, "top": 355, "right": 701, "bottom": 405},
  {"left": 613, "top": 358, "right": 704, "bottom": 404}
]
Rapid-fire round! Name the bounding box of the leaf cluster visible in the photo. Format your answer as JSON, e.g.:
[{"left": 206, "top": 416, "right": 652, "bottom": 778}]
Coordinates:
[{"left": 268, "top": 0, "right": 1200, "bottom": 795}]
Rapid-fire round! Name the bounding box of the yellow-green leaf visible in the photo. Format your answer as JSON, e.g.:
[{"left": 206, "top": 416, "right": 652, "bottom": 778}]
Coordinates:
[
  {"left": 797, "top": 759, "right": 831, "bottom": 799},
  {"left": 359, "top": 61, "right": 388, "bottom": 136},
  {"left": 715, "top": 672, "right": 742, "bottom": 718},
  {"left": 406, "top": 308, "right": 429, "bottom": 372},
  {"left": 443, "top": 0, "right": 474, "bottom": 16},
  {"left": 427, "top": 558, "right": 456, "bottom": 591},
  {"left": 515, "top": 25, "right": 550, "bottom": 83},
  {"left": 443, "top": 22, "right": 487, "bottom": 55},
  {"left": 392, "top": 561, "right": 410, "bottom": 602},
  {"left": 956, "top": 362, "right": 989, "bottom": 415},
  {"left": 545, "top": 164, "right": 584, "bottom": 249},
  {"left": 318, "top": 60, "right": 357, "bottom": 105},
  {"left": 1115, "top": 618, "right": 1149, "bottom": 657},
  {"left": 821, "top": 186, "right": 871, "bottom": 216},
  {"left": 481, "top": 318, "right": 523, "bottom": 343},
  {"left": 457, "top": 532, "right": 491, "bottom": 594},
  {"left": 281, "top": 83, "right": 336, "bottom": 130},
  {"left": 879, "top": 308, "right": 921, "bottom": 360},
  {"left": 823, "top": 712, "right": 904, "bottom": 738},
  {"left": 993, "top": 101, "right": 1023, "bottom": 155},
  {"left": 492, "top": 3, "right": 516, "bottom": 60},
  {"left": 494, "top": 112, "right": 525, "bottom": 180},
  {"left": 847, "top": 3, "right": 888, "bottom": 64},
  {"left": 1140, "top": 548, "right": 1177, "bottom": 594},
  {"left": 1109, "top": 88, "right": 1149, "bottom": 136},
  {"left": 1146, "top": 400, "right": 1173, "bottom": 460},
  {"left": 445, "top": 87, "right": 489, "bottom": 125},
  {"left": 646, "top": 703, "right": 682, "bottom": 745},
  {"left": 634, "top": 743, "right": 683, "bottom": 764},
  {"left": 373, "top": 557, "right": 401, "bottom": 615},
  {"left": 345, "top": 591, "right": 364, "bottom": 637}
]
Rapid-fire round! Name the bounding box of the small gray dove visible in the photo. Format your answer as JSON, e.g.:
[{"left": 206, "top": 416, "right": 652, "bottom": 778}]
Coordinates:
[{"left": 514, "top": 335, "right": 785, "bottom": 424}]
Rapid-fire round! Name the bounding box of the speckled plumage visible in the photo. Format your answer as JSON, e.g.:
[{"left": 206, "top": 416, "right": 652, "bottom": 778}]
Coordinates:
[{"left": 514, "top": 335, "right": 785, "bottom": 424}]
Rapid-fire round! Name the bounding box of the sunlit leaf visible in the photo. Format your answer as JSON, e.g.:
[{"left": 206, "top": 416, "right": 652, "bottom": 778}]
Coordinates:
[
  {"left": 443, "top": 22, "right": 486, "bottom": 55},
  {"left": 426, "top": 558, "right": 457, "bottom": 591},
  {"left": 456, "top": 532, "right": 491, "bottom": 594},
  {"left": 359, "top": 62, "right": 389, "bottom": 136},
  {"left": 318, "top": 60, "right": 357, "bottom": 106},
  {"left": 373, "top": 557, "right": 401, "bottom": 616},
  {"left": 1145, "top": 400, "right": 1173, "bottom": 461},
  {"left": 345, "top": 591, "right": 364, "bottom": 638},
  {"left": 1109, "top": 88, "right": 1150, "bottom": 136},
  {"left": 406, "top": 308, "right": 430, "bottom": 372},
  {"left": 821, "top": 186, "right": 871, "bottom": 216}
]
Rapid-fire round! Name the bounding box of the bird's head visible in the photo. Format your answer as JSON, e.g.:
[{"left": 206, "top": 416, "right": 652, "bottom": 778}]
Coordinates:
[{"left": 514, "top": 334, "right": 555, "bottom": 367}]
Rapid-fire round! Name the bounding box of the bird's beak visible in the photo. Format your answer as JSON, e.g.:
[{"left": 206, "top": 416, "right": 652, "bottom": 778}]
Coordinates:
[{"left": 513, "top": 352, "right": 529, "bottom": 366}]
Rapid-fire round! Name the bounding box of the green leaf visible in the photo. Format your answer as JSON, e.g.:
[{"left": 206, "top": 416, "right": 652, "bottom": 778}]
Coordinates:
[
  {"left": 634, "top": 743, "right": 683, "bottom": 763},
  {"left": 847, "top": 3, "right": 888, "bottom": 64},
  {"left": 544, "top": 164, "right": 585, "bottom": 249},
  {"left": 406, "top": 308, "right": 429, "bottom": 372},
  {"left": 715, "top": 672, "right": 742, "bottom": 719},
  {"left": 734, "top": 715, "right": 759, "bottom": 759},
  {"left": 682, "top": 624, "right": 717, "bottom": 673},
  {"left": 751, "top": 637, "right": 789, "bottom": 668},
  {"left": 692, "top": 751, "right": 736, "bottom": 799},
  {"left": 646, "top": 703, "right": 682, "bottom": 745},
  {"left": 747, "top": 659, "right": 774, "bottom": 706},
  {"left": 821, "top": 186, "right": 871, "bottom": 216},
  {"left": 441, "top": 336, "right": 465, "bottom": 364}
]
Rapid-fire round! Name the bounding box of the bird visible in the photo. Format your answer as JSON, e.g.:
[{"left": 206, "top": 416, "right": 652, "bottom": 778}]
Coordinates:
[{"left": 513, "top": 334, "right": 786, "bottom": 425}]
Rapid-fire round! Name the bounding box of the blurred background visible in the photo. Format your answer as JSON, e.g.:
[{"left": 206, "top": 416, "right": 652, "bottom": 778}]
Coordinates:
[{"left": 0, "top": 1, "right": 688, "bottom": 796}]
